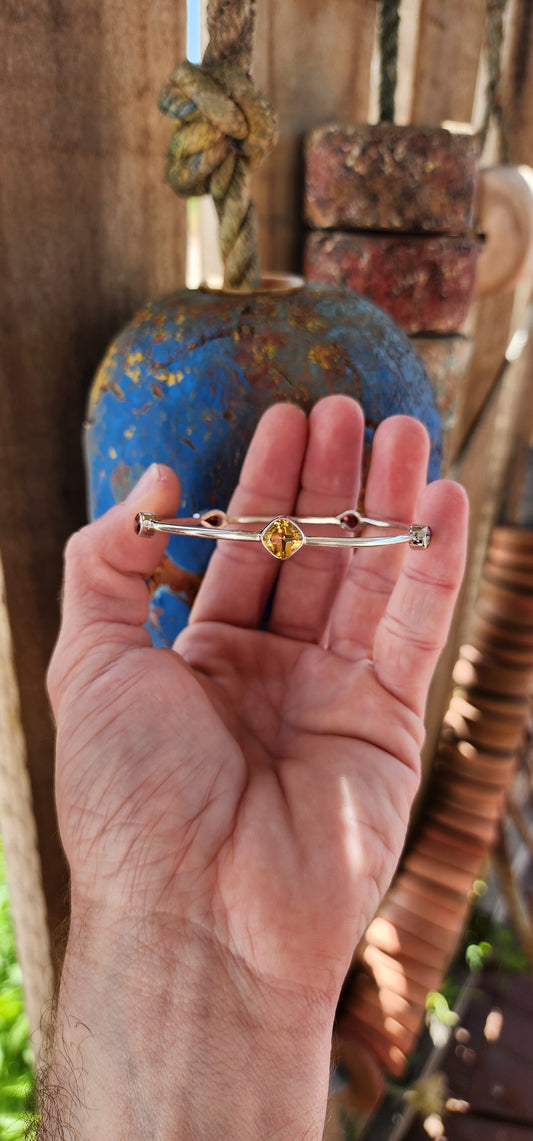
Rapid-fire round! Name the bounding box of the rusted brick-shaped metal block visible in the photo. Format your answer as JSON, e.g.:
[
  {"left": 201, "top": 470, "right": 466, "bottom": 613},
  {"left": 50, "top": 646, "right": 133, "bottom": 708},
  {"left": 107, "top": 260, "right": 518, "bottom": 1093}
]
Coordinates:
[
  {"left": 305, "top": 230, "right": 478, "bottom": 334},
  {"left": 304, "top": 124, "right": 480, "bottom": 233}
]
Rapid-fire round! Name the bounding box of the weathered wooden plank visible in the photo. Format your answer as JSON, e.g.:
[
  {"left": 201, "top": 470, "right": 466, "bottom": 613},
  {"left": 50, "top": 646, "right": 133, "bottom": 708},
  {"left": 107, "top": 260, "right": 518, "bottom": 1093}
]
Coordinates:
[
  {"left": 445, "top": 293, "right": 516, "bottom": 463},
  {"left": 252, "top": 0, "right": 378, "bottom": 273},
  {"left": 506, "top": 0, "right": 533, "bottom": 165},
  {"left": 0, "top": 552, "right": 53, "bottom": 1050},
  {"left": 0, "top": 1, "right": 187, "bottom": 939},
  {"left": 411, "top": 0, "right": 487, "bottom": 126}
]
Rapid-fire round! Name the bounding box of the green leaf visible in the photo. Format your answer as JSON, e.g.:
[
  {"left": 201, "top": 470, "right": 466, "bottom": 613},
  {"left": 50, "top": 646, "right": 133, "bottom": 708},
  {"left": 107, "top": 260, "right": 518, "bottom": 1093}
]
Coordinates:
[
  {"left": 0, "top": 1113, "right": 28, "bottom": 1140},
  {"left": 425, "top": 990, "right": 459, "bottom": 1026},
  {"left": 0, "top": 841, "right": 34, "bottom": 1126}
]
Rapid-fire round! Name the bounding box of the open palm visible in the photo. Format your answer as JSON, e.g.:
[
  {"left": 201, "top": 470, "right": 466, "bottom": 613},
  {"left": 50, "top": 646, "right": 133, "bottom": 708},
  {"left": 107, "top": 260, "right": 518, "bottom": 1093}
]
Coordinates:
[{"left": 48, "top": 397, "right": 467, "bottom": 1005}]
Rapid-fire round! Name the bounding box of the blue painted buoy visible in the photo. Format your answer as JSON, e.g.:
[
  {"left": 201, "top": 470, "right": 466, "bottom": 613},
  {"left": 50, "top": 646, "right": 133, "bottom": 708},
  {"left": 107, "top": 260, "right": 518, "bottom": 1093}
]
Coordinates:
[{"left": 84, "top": 281, "right": 442, "bottom": 646}]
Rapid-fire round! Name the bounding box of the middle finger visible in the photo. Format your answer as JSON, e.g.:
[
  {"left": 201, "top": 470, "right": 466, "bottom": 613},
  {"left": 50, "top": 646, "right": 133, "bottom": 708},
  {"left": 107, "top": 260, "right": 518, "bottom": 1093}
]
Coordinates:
[{"left": 268, "top": 395, "right": 365, "bottom": 644}]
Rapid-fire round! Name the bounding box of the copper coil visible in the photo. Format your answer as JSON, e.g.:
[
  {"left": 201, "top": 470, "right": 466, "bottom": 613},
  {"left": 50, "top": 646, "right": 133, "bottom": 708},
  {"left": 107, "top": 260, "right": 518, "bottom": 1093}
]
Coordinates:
[
  {"left": 469, "top": 616, "right": 533, "bottom": 654},
  {"left": 337, "top": 1015, "right": 409, "bottom": 1079},
  {"left": 453, "top": 650, "right": 533, "bottom": 696},
  {"left": 434, "top": 740, "right": 516, "bottom": 786},
  {"left": 428, "top": 797, "right": 501, "bottom": 844},
  {"left": 360, "top": 940, "right": 445, "bottom": 994},
  {"left": 351, "top": 975, "right": 424, "bottom": 1034},
  {"left": 485, "top": 560, "right": 533, "bottom": 592},
  {"left": 490, "top": 526, "right": 533, "bottom": 553},
  {"left": 378, "top": 898, "right": 462, "bottom": 956},
  {"left": 397, "top": 868, "right": 473, "bottom": 918},
  {"left": 402, "top": 847, "right": 489, "bottom": 896},
  {"left": 360, "top": 945, "right": 438, "bottom": 1008}
]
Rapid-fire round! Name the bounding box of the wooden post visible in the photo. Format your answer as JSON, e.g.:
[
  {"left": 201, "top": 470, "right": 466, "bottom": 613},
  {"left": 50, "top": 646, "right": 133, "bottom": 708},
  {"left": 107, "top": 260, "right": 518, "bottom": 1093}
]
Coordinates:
[
  {"left": 252, "top": 0, "right": 378, "bottom": 273},
  {"left": 506, "top": 0, "right": 533, "bottom": 165},
  {"left": 0, "top": 553, "right": 53, "bottom": 1055},
  {"left": 411, "top": 0, "right": 486, "bottom": 126},
  {"left": 0, "top": 2, "right": 187, "bottom": 942}
]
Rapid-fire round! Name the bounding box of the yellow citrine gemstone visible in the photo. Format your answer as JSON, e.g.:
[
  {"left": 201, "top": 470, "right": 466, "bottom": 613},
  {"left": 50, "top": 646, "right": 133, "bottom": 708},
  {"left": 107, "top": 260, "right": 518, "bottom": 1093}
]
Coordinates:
[{"left": 261, "top": 517, "right": 305, "bottom": 560}]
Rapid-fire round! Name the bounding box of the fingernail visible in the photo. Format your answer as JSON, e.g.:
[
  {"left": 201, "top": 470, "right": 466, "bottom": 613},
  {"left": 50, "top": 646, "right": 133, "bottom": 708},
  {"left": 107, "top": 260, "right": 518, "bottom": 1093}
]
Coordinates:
[{"left": 125, "top": 463, "right": 162, "bottom": 503}]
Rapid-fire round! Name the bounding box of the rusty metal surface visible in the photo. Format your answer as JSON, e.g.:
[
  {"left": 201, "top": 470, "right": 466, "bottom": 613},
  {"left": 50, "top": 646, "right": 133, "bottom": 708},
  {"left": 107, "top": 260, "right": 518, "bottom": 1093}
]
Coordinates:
[
  {"left": 304, "top": 232, "right": 480, "bottom": 335},
  {"left": 304, "top": 125, "right": 480, "bottom": 234}
]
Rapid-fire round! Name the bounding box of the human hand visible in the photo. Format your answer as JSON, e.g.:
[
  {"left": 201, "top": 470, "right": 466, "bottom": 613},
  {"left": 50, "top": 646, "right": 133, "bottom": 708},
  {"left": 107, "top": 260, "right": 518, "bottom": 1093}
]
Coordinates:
[{"left": 45, "top": 396, "right": 467, "bottom": 1139}]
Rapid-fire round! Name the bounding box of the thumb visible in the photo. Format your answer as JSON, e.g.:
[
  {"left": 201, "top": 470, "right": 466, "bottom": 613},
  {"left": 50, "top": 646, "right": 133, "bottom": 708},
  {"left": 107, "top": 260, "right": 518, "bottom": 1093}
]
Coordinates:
[{"left": 48, "top": 464, "right": 181, "bottom": 709}]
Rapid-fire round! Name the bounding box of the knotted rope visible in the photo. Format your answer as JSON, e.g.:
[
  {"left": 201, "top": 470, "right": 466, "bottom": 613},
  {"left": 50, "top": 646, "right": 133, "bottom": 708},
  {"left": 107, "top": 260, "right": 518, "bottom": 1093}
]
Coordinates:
[
  {"left": 159, "top": 0, "right": 278, "bottom": 290},
  {"left": 379, "top": 0, "right": 401, "bottom": 123}
]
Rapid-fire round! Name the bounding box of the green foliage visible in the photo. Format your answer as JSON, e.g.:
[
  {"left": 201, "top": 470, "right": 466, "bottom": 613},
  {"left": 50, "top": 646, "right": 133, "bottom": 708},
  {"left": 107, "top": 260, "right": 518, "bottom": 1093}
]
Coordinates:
[
  {"left": 465, "top": 939, "right": 493, "bottom": 972},
  {"left": 425, "top": 989, "right": 459, "bottom": 1027},
  {"left": 465, "top": 899, "right": 530, "bottom": 975},
  {"left": 0, "top": 842, "right": 35, "bottom": 1138},
  {"left": 422, "top": 892, "right": 529, "bottom": 1051}
]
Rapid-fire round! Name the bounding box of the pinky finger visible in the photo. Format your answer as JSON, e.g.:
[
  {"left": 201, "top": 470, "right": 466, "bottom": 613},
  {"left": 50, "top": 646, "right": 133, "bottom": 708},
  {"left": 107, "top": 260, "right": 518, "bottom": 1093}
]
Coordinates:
[{"left": 372, "top": 480, "right": 469, "bottom": 718}]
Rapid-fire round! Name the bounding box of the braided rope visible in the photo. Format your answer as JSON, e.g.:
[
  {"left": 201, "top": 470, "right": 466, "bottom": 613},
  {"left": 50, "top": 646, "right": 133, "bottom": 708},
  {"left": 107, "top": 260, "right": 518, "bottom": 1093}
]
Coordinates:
[
  {"left": 0, "top": 554, "right": 53, "bottom": 1062},
  {"left": 481, "top": 0, "right": 510, "bottom": 161},
  {"left": 159, "top": 0, "right": 278, "bottom": 290},
  {"left": 204, "top": 0, "right": 255, "bottom": 71},
  {"left": 379, "top": 0, "right": 401, "bottom": 123}
]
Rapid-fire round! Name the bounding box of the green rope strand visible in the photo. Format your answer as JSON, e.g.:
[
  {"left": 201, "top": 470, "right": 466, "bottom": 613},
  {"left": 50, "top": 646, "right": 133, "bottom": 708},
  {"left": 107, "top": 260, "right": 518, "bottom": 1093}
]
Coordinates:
[
  {"left": 379, "top": 0, "right": 401, "bottom": 123},
  {"left": 480, "top": 0, "right": 510, "bottom": 162}
]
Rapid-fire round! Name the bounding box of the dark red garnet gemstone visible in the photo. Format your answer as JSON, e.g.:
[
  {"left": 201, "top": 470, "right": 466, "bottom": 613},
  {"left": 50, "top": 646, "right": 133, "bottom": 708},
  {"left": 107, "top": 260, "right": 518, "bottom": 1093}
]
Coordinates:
[
  {"left": 204, "top": 511, "right": 226, "bottom": 528},
  {"left": 340, "top": 511, "right": 361, "bottom": 530}
]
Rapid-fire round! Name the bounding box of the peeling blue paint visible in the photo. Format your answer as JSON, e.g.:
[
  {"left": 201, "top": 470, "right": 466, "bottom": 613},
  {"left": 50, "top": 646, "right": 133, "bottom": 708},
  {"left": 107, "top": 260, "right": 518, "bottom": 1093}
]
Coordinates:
[{"left": 84, "top": 284, "right": 442, "bottom": 646}]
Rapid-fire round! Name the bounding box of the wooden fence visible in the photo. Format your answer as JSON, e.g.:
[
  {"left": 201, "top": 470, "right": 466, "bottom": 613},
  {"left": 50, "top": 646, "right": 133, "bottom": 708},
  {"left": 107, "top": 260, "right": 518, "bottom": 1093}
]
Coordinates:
[{"left": 1, "top": 0, "right": 533, "bottom": 1060}]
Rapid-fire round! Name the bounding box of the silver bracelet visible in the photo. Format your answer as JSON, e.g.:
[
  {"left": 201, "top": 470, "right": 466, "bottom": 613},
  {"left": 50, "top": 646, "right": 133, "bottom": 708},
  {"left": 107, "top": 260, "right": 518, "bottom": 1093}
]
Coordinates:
[{"left": 135, "top": 508, "right": 431, "bottom": 562}]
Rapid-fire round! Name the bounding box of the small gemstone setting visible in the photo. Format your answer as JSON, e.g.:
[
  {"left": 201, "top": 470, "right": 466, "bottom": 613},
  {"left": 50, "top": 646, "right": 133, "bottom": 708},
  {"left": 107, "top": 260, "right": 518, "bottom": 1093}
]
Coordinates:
[
  {"left": 339, "top": 510, "right": 361, "bottom": 530},
  {"left": 260, "top": 517, "right": 305, "bottom": 560},
  {"left": 409, "top": 524, "right": 432, "bottom": 549}
]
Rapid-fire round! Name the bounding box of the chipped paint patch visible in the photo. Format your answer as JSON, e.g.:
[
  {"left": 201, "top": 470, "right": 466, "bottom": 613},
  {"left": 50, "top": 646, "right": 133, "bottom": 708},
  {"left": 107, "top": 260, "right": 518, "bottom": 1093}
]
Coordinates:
[
  {"left": 253, "top": 341, "right": 277, "bottom": 363},
  {"left": 127, "top": 351, "right": 143, "bottom": 367},
  {"left": 125, "top": 365, "right": 141, "bottom": 383},
  {"left": 88, "top": 342, "right": 120, "bottom": 412},
  {"left": 308, "top": 343, "right": 342, "bottom": 369}
]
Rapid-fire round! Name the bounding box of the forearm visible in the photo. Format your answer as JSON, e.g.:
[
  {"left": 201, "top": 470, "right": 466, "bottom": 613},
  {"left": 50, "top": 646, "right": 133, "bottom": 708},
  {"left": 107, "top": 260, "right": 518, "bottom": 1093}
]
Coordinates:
[{"left": 37, "top": 909, "right": 335, "bottom": 1140}]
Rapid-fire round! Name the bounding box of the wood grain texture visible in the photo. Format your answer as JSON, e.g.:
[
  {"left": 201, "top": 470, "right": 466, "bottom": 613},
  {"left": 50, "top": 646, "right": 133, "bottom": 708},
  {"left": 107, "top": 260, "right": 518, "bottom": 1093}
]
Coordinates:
[
  {"left": 0, "top": 0, "right": 187, "bottom": 939},
  {"left": 445, "top": 293, "right": 516, "bottom": 463},
  {"left": 411, "top": 0, "right": 486, "bottom": 126},
  {"left": 0, "top": 551, "right": 53, "bottom": 1048},
  {"left": 506, "top": 0, "right": 533, "bottom": 163},
  {"left": 252, "top": 0, "right": 378, "bottom": 272}
]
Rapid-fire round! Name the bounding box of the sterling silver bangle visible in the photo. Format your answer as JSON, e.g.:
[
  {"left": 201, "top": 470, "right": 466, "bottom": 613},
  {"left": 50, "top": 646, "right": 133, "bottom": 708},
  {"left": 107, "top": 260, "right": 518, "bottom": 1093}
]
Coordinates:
[{"left": 135, "top": 508, "right": 431, "bottom": 561}]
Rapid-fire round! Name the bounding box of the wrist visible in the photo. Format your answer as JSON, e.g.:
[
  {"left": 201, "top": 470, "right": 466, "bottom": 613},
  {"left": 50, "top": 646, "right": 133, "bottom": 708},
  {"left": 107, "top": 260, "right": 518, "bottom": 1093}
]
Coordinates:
[{"left": 41, "top": 906, "right": 335, "bottom": 1140}]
